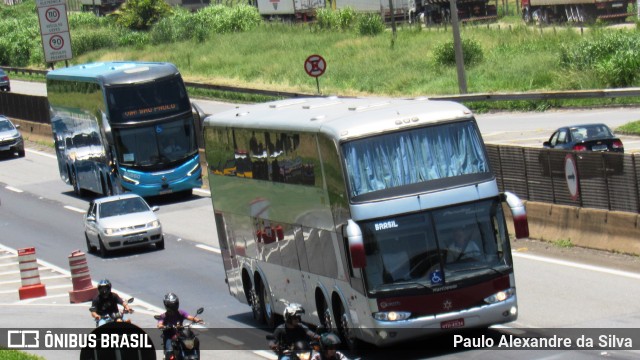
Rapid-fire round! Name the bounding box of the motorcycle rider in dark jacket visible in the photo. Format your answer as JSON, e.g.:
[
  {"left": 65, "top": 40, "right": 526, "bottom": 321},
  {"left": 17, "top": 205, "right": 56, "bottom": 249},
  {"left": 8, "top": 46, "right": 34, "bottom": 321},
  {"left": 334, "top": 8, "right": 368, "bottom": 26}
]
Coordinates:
[{"left": 156, "top": 292, "right": 202, "bottom": 359}]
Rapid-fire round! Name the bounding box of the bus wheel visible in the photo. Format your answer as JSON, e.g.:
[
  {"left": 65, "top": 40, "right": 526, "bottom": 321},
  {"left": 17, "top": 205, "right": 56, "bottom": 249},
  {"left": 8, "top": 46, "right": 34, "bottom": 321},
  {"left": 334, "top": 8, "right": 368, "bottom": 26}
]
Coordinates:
[
  {"left": 320, "top": 303, "right": 335, "bottom": 332},
  {"left": 338, "top": 302, "right": 360, "bottom": 352},
  {"left": 249, "top": 286, "right": 263, "bottom": 323},
  {"left": 71, "top": 169, "right": 83, "bottom": 196},
  {"left": 259, "top": 281, "right": 276, "bottom": 328}
]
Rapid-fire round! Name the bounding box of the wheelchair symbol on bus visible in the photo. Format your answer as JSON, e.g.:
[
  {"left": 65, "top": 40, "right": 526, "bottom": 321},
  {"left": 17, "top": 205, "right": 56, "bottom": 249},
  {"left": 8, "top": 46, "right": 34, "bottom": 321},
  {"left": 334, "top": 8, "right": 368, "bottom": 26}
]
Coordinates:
[{"left": 430, "top": 270, "right": 443, "bottom": 285}]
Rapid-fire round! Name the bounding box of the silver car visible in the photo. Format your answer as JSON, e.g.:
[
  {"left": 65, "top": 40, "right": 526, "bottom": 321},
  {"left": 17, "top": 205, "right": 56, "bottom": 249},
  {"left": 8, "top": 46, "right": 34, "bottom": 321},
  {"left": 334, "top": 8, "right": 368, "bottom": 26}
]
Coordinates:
[
  {"left": 84, "top": 193, "right": 164, "bottom": 257},
  {"left": 0, "top": 115, "right": 24, "bottom": 157}
]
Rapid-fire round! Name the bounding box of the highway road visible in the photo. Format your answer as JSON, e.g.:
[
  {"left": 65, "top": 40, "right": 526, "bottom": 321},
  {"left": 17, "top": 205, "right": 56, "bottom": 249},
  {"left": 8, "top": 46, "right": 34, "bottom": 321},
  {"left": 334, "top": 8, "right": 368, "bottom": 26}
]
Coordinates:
[
  {"left": 1, "top": 141, "right": 640, "bottom": 359},
  {"left": 10, "top": 79, "right": 640, "bottom": 152},
  {"left": 3, "top": 80, "right": 640, "bottom": 359}
]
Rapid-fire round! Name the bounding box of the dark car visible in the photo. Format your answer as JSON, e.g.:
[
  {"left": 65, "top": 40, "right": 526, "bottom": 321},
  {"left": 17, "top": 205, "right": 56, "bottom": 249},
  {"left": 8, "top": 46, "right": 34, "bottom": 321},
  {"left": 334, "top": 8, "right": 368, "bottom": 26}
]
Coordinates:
[
  {"left": 539, "top": 123, "right": 624, "bottom": 178},
  {"left": 0, "top": 115, "right": 25, "bottom": 157},
  {"left": 0, "top": 69, "right": 10, "bottom": 92}
]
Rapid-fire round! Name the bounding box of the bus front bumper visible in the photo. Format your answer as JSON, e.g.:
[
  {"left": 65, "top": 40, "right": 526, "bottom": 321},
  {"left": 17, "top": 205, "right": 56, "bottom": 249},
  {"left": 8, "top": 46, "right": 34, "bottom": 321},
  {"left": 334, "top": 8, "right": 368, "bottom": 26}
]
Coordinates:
[{"left": 360, "top": 296, "right": 518, "bottom": 347}]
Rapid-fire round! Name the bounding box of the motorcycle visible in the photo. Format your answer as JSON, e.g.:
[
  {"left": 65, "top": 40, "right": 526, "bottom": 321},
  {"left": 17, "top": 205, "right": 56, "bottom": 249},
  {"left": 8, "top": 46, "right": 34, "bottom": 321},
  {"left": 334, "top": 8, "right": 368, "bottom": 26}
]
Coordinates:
[
  {"left": 155, "top": 307, "right": 205, "bottom": 360},
  {"left": 266, "top": 334, "right": 314, "bottom": 360},
  {"left": 95, "top": 297, "right": 134, "bottom": 327}
]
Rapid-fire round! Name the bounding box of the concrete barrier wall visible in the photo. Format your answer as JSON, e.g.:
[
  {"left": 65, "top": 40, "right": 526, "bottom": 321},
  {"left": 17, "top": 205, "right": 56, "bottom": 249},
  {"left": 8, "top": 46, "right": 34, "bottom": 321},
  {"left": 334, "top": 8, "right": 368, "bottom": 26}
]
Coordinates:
[
  {"left": 12, "top": 118, "right": 53, "bottom": 145},
  {"left": 505, "top": 201, "right": 640, "bottom": 256}
]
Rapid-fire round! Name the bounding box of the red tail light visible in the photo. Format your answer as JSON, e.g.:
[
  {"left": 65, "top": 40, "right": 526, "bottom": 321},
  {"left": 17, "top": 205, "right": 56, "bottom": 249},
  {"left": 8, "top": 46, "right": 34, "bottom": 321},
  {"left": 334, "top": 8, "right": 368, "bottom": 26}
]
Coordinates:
[
  {"left": 612, "top": 140, "right": 623, "bottom": 149},
  {"left": 0, "top": 76, "right": 8, "bottom": 81},
  {"left": 573, "top": 144, "right": 587, "bottom": 151}
]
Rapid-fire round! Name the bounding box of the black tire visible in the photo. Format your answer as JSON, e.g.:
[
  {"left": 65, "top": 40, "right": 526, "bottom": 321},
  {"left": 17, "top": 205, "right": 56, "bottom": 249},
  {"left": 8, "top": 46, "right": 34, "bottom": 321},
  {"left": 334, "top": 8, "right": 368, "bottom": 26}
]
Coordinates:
[
  {"left": 156, "top": 236, "right": 165, "bottom": 250},
  {"left": 319, "top": 300, "right": 334, "bottom": 332},
  {"left": 259, "top": 280, "right": 276, "bottom": 328},
  {"left": 337, "top": 301, "right": 361, "bottom": 352},
  {"left": 99, "top": 237, "right": 110, "bottom": 258},
  {"left": 250, "top": 285, "right": 264, "bottom": 323},
  {"left": 85, "top": 233, "right": 95, "bottom": 253},
  {"left": 17, "top": 149, "right": 25, "bottom": 158},
  {"left": 522, "top": 6, "right": 532, "bottom": 23},
  {"left": 71, "top": 168, "right": 84, "bottom": 197}
]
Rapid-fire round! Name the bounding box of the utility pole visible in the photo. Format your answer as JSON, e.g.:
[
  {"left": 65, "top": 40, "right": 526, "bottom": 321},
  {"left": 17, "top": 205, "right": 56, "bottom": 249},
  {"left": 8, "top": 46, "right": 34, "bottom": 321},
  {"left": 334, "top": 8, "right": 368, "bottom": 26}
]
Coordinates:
[{"left": 449, "top": 0, "right": 468, "bottom": 94}]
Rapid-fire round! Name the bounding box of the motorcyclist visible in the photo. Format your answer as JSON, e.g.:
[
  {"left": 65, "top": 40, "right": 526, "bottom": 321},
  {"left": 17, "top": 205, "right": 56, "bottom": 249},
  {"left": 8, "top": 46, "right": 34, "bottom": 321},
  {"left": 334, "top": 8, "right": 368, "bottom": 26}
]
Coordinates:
[
  {"left": 269, "top": 303, "right": 320, "bottom": 360},
  {"left": 156, "top": 292, "right": 202, "bottom": 359},
  {"left": 311, "top": 332, "right": 349, "bottom": 360},
  {"left": 90, "top": 279, "right": 133, "bottom": 326}
]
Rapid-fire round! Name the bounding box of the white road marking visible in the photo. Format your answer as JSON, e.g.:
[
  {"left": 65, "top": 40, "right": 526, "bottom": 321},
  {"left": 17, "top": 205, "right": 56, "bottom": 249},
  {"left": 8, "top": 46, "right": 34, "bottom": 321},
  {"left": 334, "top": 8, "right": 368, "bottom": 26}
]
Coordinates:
[
  {"left": 26, "top": 148, "right": 57, "bottom": 159},
  {"left": 512, "top": 252, "right": 640, "bottom": 280},
  {"left": 64, "top": 205, "right": 86, "bottom": 213},
  {"left": 5, "top": 186, "right": 23, "bottom": 193},
  {"left": 193, "top": 188, "right": 211, "bottom": 196},
  {"left": 196, "top": 244, "right": 221, "bottom": 254},
  {"left": 253, "top": 350, "right": 278, "bottom": 360},
  {"left": 217, "top": 335, "right": 244, "bottom": 346}
]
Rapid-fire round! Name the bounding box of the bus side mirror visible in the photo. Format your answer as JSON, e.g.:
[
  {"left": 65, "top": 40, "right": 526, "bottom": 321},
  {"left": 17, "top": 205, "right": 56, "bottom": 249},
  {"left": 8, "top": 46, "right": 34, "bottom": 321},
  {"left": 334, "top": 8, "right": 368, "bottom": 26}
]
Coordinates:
[
  {"left": 346, "top": 220, "right": 366, "bottom": 269},
  {"left": 502, "top": 192, "right": 529, "bottom": 239},
  {"left": 192, "top": 102, "right": 207, "bottom": 129}
]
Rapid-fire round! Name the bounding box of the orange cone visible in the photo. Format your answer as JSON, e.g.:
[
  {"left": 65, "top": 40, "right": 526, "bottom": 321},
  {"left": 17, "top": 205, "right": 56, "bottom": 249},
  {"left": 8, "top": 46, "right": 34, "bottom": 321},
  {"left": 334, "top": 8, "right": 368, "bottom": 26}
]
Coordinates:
[
  {"left": 68, "top": 250, "right": 97, "bottom": 303},
  {"left": 18, "top": 247, "right": 47, "bottom": 300}
]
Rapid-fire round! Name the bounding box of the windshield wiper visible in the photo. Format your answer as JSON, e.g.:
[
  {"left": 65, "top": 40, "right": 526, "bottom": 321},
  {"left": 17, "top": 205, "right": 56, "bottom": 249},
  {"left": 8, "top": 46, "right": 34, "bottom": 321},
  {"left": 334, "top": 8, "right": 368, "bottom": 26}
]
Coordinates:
[{"left": 371, "top": 281, "right": 429, "bottom": 294}]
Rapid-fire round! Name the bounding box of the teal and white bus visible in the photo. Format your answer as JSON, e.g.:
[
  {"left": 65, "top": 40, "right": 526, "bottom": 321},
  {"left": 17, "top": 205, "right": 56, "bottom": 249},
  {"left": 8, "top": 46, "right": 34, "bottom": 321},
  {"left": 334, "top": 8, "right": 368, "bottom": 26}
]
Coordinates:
[
  {"left": 46, "top": 62, "right": 204, "bottom": 197},
  {"left": 204, "top": 97, "right": 529, "bottom": 349}
]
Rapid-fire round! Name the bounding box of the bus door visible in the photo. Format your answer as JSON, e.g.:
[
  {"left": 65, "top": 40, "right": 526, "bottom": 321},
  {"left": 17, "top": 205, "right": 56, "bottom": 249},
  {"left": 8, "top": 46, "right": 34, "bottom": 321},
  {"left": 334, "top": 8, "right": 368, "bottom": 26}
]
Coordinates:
[{"left": 215, "top": 212, "right": 240, "bottom": 294}]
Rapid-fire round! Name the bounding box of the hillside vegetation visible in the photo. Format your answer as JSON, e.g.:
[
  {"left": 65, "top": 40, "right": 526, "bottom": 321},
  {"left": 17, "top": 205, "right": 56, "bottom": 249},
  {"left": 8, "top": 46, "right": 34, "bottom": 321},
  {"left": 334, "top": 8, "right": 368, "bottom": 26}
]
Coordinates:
[{"left": 1, "top": 0, "right": 640, "bottom": 110}]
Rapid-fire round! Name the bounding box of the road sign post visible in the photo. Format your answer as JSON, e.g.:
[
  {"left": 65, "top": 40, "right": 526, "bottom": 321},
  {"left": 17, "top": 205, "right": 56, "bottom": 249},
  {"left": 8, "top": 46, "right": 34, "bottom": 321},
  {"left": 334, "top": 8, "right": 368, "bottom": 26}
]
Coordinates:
[
  {"left": 36, "top": 0, "right": 73, "bottom": 64},
  {"left": 304, "top": 54, "right": 326, "bottom": 94}
]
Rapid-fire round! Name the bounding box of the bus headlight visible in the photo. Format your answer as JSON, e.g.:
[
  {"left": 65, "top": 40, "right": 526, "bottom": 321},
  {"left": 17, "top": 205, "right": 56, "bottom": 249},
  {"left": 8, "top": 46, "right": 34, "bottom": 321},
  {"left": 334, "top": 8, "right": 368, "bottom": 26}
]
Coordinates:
[
  {"left": 374, "top": 311, "right": 411, "bottom": 321},
  {"left": 187, "top": 163, "right": 201, "bottom": 177},
  {"left": 484, "top": 288, "right": 515, "bottom": 304},
  {"left": 121, "top": 175, "right": 140, "bottom": 185}
]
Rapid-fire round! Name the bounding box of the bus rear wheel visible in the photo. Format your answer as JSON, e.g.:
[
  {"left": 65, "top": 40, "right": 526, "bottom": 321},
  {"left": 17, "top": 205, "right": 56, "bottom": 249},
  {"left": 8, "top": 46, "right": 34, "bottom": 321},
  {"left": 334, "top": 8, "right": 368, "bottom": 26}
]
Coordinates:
[
  {"left": 259, "top": 281, "right": 276, "bottom": 328},
  {"left": 337, "top": 302, "right": 360, "bottom": 352}
]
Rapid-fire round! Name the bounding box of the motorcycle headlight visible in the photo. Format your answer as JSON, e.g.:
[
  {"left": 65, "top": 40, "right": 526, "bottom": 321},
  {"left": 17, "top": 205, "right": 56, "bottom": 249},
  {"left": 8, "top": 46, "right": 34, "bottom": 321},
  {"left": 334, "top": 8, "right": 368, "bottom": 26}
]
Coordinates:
[
  {"left": 182, "top": 339, "right": 195, "bottom": 350},
  {"left": 296, "top": 351, "right": 311, "bottom": 360}
]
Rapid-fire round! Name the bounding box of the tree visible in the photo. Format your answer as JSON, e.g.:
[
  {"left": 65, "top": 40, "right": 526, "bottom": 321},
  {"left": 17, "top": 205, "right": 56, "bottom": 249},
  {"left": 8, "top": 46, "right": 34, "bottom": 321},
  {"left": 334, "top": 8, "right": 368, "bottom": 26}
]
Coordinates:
[{"left": 115, "top": 0, "right": 172, "bottom": 31}]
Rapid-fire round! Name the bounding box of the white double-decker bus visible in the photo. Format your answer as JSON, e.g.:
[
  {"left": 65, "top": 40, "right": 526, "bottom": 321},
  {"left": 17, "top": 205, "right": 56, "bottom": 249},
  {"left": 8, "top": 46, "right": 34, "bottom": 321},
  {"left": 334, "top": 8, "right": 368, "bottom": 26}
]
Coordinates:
[{"left": 203, "top": 97, "right": 529, "bottom": 348}]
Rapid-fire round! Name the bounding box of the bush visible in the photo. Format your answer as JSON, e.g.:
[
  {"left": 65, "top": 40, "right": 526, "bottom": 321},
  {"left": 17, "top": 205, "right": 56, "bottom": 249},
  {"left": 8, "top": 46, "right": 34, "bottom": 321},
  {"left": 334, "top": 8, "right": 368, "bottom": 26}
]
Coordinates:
[
  {"left": 72, "top": 29, "right": 117, "bottom": 56},
  {"left": 315, "top": 7, "right": 357, "bottom": 31},
  {"left": 595, "top": 49, "right": 640, "bottom": 87},
  {"left": 115, "top": 0, "right": 172, "bottom": 31},
  {"left": 356, "top": 13, "right": 385, "bottom": 36},
  {"left": 433, "top": 38, "right": 484, "bottom": 67}
]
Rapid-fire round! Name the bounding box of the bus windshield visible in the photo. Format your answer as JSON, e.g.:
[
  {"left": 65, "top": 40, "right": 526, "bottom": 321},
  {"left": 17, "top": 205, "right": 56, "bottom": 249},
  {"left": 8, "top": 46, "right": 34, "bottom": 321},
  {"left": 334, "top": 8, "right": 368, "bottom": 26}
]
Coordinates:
[
  {"left": 342, "top": 120, "right": 488, "bottom": 198},
  {"left": 106, "top": 76, "right": 191, "bottom": 123},
  {"left": 114, "top": 115, "right": 197, "bottom": 168},
  {"left": 361, "top": 198, "right": 509, "bottom": 294}
]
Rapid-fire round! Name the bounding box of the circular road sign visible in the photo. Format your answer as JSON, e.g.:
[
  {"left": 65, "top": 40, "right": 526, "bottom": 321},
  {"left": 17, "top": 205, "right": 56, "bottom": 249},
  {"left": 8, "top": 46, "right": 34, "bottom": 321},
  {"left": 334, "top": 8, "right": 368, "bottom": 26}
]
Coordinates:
[
  {"left": 49, "top": 34, "right": 65, "bottom": 51},
  {"left": 564, "top": 154, "right": 579, "bottom": 200},
  {"left": 45, "top": 7, "right": 60, "bottom": 23},
  {"left": 304, "top": 54, "right": 326, "bottom": 78}
]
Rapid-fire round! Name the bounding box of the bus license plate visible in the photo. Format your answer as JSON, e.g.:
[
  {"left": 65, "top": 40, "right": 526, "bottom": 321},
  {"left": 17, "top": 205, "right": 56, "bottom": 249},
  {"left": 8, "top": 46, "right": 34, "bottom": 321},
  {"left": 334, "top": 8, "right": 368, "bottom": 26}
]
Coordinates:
[
  {"left": 159, "top": 189, "right": 173, "bottom": 195},
  {"left": 441, "top": 318, "right": 465, "bottom": 329}
]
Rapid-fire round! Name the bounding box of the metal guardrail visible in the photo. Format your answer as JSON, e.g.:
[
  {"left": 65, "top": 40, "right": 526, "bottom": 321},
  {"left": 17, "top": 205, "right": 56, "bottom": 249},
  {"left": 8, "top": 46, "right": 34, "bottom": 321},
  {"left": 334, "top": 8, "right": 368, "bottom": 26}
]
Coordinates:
[{"left": 4, "top": 66, "right": 640, "bottom": 103}]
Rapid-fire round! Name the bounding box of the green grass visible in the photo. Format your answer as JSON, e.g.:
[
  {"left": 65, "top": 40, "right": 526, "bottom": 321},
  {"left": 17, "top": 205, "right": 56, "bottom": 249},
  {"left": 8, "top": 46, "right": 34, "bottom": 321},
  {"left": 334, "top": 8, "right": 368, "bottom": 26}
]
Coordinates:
[
  {"left": 616, "top": 120, "right": 640, "bottom": 135},
  {"left": 553, "top": 238, "right": 574, "bottom": 248},
  {"left": 0, "top": 349, "right": 45, "bottom": 360}
]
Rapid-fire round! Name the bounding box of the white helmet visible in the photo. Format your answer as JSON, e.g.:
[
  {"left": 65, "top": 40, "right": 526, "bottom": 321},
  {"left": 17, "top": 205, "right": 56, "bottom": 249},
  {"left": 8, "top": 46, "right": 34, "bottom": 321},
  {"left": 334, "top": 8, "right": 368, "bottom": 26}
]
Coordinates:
[{"left": 283, "top": 303, "right": 305, "bottom": 323}]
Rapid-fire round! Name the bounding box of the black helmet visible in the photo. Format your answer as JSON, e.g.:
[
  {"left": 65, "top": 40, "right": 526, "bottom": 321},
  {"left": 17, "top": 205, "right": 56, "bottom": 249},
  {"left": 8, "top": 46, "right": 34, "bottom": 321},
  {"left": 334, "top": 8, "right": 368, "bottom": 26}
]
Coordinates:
[
  {"left": 320, "top": 332, "right": 341, "bottom": 350},
  {"left": 283, "top": 303, "right": 304, "bottom": 323},
  {"left": 97, "top": 279, "right": 111, "bottom": 298},
  {"left": 163, "top": 292, "right": 179, "bottom": 312}
]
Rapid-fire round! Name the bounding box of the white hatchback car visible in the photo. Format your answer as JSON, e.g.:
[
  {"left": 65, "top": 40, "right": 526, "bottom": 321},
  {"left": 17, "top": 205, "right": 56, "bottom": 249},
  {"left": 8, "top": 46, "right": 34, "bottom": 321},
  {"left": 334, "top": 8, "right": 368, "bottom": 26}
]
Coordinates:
[{"left": 84, "top": 193, "right": 164, "bottom": 257}]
